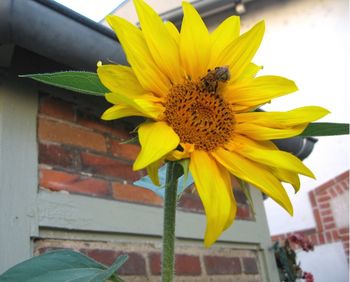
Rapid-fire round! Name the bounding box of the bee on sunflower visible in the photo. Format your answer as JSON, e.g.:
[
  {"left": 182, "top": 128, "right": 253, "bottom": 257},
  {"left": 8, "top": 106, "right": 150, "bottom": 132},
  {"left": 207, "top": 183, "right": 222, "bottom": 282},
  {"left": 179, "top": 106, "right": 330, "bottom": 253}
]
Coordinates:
[{"left": 98, "top": 0, "right": 329, "bottom": 247}]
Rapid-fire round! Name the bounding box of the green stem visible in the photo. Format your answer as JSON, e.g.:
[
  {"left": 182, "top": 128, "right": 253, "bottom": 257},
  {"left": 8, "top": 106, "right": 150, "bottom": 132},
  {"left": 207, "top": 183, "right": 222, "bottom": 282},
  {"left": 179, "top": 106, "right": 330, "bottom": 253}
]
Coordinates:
[{"left": 161, "top": 161, "right": 178, "bottom": 282}]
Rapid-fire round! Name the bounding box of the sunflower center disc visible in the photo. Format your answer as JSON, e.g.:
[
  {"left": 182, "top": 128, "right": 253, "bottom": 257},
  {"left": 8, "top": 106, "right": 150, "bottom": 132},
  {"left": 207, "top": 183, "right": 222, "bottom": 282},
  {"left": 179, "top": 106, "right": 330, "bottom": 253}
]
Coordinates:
[{"left": 164, "top": 79, "right": 235, "bottom": 151}]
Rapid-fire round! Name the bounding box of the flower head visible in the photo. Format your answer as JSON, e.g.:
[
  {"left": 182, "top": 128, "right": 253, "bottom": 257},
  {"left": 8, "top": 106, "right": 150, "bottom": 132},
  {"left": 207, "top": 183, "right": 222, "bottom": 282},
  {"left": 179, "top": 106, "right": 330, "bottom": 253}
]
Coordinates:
[{"left": 98, "top": 0, "right": 329, "bottom": 247}]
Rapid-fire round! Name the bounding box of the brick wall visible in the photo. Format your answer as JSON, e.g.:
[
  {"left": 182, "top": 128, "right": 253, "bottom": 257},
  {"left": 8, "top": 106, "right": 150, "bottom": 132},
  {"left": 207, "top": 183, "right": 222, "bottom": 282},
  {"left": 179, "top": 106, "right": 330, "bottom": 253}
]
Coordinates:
[
  {"left": 35, "top": 94, "right": 259, "bottom": 280},
  {"left": 38, "top": 94, "right": 253, "bottom": 217},
  {"left": 34, "top": 239, "right": 261, "bottom": 281},
  {"left": 272, "top": 171, "right": 349, "bottom": 260}
]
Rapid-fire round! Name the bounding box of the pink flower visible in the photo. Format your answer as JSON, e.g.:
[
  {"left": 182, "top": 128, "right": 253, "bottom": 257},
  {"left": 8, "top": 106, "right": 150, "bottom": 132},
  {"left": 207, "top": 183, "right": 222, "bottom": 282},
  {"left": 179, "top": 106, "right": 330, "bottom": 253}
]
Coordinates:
[{"left": 303, "top": 271, "right": 314, "bottom": 282}]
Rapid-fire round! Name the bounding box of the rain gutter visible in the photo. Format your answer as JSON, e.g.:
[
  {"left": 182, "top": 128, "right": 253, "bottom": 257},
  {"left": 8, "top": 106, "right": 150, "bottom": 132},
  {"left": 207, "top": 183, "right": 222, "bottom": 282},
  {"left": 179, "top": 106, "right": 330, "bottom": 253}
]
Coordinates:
[{"left": 0, "top": 0, "right": 126, "bottom": 71}]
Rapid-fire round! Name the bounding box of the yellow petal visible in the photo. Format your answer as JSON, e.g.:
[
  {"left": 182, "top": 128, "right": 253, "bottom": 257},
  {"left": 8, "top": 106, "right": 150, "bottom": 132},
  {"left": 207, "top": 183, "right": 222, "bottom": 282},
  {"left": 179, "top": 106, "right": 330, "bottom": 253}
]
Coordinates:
[
  {"left": 224, "top": 76, "right": 298, "bottom": 107},
  {"left": 133, "top": 0, "right": 183, "bottom": 84},
  {"left": 208, "top": 16, "right": 240, "bottom": 69},
  {"left": 213, "top": 148, "right": 293, "bottom": 215},
  {"left": 271, "top": 167, "right": 301, "bottom": 192},
  {"left": 166, "top": 143, "right": 194, "bottom": 161},
  {"left": 215, "top": 21, "right": 265, "bottom": 82},
  {"left": 236, "top": 106, "right": 330, "bottom": 127},
  {"left": 105, "top": 92, "right": 164, "bottom": 120},
  {"left": 107, "top": 15, "right": 170, "bottom": 96},
  {"left": 101, "top": 104, "right": 144, "bottom": 120},
  {"left": 235, "top": 123, "right": 307, "bottom": 140},
  {"left": 190, "top": 150, "right": 236, "bottom": 247},
  {"left": 180, "top": 2, "right": 210, "bottom": 79},
  {"left": 237, "top": 63, "right": 263, "bottom": 80},
  {"left": 134, "top": 121, "right": 180, "bottom": 170},
  {"left": 165, "top": 21, "right": 180, "bottom": 46},
  {"left": 235, "top": 106, "right": 330, "bottom": 140},
  {"left": 146, "top": 158, "right": 164, "bottom": 186},
  {"left": 97, "top": 64, "right": 144, "bottom": 95},
  {"left": 228, "top": 135, "right": 315, "bottom": 178}
]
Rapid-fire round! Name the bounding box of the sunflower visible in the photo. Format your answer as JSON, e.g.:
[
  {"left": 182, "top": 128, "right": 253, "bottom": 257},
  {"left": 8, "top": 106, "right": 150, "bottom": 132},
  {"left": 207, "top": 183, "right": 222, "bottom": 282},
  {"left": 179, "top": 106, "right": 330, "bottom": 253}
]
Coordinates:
[{"left": 98, "top": 0, "right": 329, "bottom": 247}]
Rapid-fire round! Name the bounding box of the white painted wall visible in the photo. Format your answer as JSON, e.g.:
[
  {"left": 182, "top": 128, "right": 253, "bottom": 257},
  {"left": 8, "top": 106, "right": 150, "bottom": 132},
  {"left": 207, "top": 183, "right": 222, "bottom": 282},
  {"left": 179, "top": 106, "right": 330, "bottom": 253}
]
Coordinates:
[{"left": 297, "top": 242, "right": 349, "bottom": 282}]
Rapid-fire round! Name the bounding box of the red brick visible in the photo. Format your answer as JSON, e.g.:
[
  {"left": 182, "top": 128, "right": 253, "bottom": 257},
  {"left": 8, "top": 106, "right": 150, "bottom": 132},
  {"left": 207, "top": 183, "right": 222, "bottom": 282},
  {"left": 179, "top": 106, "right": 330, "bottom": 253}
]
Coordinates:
[
  {"left": 112, "top": 182, "right": 163, "bottom": 206},
  {"left": 336, "top": 185, "right": 344, "bottom": 195},
  {"left": 82, "top": 249, "right": 118, "bottom": 266},
  {"left": 313, "top": 209, "right": 323, "bottom": 231},
  {"left": 339, "top": 228, "right": 349, "bottom": 235},
  {"left": 204, "top": 256, "right": 241, "bottom": 275},
  {"left": 320, "top": 209, "right": 332, "bottom": 216},
  {"left": 236, "top": 206, "right": 252, "bottom": 220},
  {"left": 178, "top": 191, "right": 204, "bottom": 213},
  {"left": 116, "top": 252, "right": 146, "bottom": 276},
  {"left": 39, "top": 143, "right": 76, "bottom": 168},
  {"left": 325, "top": 231, "right": 333, "bottom": 243},
  {"left": 175, "top": 254, "right": 201, "bottom": 276},
  {"left": 40, "top": 96, "right": 75, "bottom": 121},
  {"left": 83, "top": 249, "right": 146, "bottom": 275},
  {"left": 38, "top": 117, "right": 106, "bottom": 152},
  {"left": 317, "top": 195, "right": 331, "bottom": 203},
  {"left": 110, "top": 140, "right": 140, "bottom": 161},
  {"left": 149, "top": 253, "right": 202, "bottom": 276},
  {"left": 335, "top": 171, "right": 349, "bottom": 183},
  {"left": 242, "top": 257, "right": 259, "bottom": 274},
  {"left": 81, "top": 152, "right": 142, "bottom": 181},
  {"left": 318, "top": 233, "right": 325, "bottom": 244},
  {"left": 319, "top": 203, "right": 330, "bottom": 210},
  {"left": 316, "top": 181, "right": 333, "bottom": 194},
  {"left": 309, "top": 192, "right": 317, "bottom": 208},
  {"left": 149, "top": 252, "right": 161, "bottom": 275},
  {"left": 77, "top": 113, "right": 131, "bottom": 140},
  {"left": 324, "top": 223, "right": 336, "bottom": 230},
  {"left": 322, "top": 216, "right": 334, "bottom": 223},
  {"left": 340, "top": 235, "right": 349, "bottom": 243},
  {"left": 340, "top": 180, "right": 349, "bottom": 192},
  {"left": 302, "top": 228, "right": 317, "bottom": 236},
  {"left": 332, "top": 230, "right": 340, "bottom": 241},
  {"left": 329, "top": 188, "right": 337, "bottom": 198},
  {"left": 40, "top": 168, "right": 110, "bottom": 197}
]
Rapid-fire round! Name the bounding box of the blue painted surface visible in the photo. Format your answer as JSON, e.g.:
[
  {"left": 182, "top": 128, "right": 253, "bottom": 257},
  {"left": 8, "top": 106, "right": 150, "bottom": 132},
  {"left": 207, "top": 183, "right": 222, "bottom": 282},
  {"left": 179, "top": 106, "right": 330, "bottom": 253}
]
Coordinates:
[{"left": 134, "top": 165, "right": 194, "bottom": 198}]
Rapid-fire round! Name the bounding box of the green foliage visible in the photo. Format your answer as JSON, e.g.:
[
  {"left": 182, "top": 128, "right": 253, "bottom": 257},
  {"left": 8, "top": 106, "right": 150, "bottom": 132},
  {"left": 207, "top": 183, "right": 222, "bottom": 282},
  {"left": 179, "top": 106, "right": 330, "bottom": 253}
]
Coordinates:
[
  {"left": 20, "top": 72, "right": 108, "bottom": 96},
  {"left": 0, "top": 250, "right": 128, "bottom": 282},
  {"left": 300, "top": 122, "right": 349, "bottom": 136}
]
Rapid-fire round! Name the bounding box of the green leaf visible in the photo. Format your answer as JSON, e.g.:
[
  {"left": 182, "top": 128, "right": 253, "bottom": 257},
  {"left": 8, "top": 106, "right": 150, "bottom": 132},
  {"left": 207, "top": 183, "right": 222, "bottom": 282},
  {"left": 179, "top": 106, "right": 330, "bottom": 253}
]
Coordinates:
[
  {"left": 300, "top": 122, "right": 349, "bottom": 137},
  {"left": 120, "top": 136, "right": 139, "bottom": 145},
  {"left": 93, "top": 255, "right": 128, "bottom": 282},
  {"left": 19, "top": 72, "right": 108, "bottom": 96},
  {"left": 0, "top": 250, "right": 127, "bottom": 282}
]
